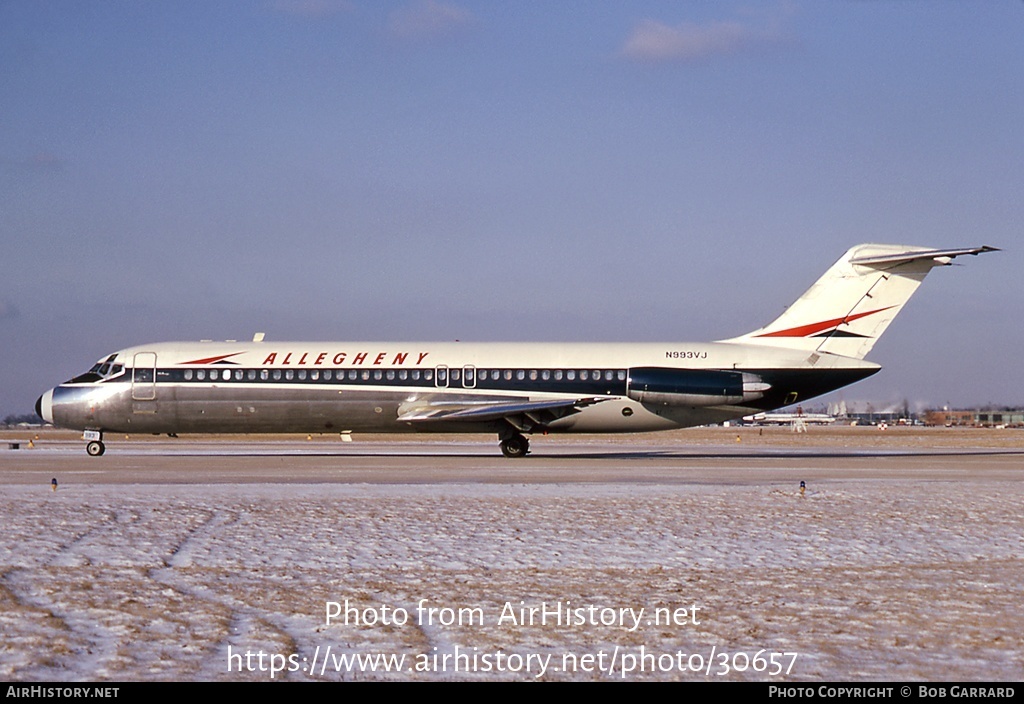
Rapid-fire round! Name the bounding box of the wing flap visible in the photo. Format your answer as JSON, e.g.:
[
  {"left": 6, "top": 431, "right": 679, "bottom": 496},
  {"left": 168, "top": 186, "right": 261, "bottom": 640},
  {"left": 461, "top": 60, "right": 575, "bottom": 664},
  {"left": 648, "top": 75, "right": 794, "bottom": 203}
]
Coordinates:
[{"left": 398, "top": 397, "right": 608, "bottom": 427}]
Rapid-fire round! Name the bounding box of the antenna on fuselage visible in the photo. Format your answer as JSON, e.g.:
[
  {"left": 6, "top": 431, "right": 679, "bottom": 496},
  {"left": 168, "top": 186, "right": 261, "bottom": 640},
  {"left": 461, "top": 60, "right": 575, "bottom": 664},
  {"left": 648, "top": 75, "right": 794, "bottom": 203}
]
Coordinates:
[{"left": 253, "top": 332, "right": 265, "bottom": 342}]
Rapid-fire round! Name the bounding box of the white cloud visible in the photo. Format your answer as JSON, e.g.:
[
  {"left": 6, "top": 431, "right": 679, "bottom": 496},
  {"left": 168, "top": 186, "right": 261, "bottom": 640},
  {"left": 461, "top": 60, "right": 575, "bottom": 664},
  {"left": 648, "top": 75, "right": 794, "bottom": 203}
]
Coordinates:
[
  {"left": 388, "top": 0, "right": 473, "bottom": 39},
  {"left": 620, "top": 18, "right": 767, "bottom": 63},
  {"left": 268, "top": 0, "right": 353, "bottom": 18}
]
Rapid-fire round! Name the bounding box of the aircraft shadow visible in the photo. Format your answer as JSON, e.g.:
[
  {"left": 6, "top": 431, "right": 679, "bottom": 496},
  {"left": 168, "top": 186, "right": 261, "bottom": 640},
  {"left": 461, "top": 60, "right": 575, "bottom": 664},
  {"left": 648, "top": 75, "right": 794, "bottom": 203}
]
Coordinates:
[{"left": 156, "top": 448, "right": 1024, "bottom": 461}]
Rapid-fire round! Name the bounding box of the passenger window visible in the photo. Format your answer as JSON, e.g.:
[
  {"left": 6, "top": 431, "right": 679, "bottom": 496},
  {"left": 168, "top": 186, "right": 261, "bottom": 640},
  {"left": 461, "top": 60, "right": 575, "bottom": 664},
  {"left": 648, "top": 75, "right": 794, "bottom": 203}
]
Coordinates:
[
  {"left": 273, "top": 370, "right": 282, "bottom": 380},
  {"left": 184, "top": 370, "right": 193, "bottom": 381},
  {"left": 261, "top": 370, "right": 269, "bottom": 381},
  {"left": 197, "top": 370, "right": 206, "bottom": 381}
]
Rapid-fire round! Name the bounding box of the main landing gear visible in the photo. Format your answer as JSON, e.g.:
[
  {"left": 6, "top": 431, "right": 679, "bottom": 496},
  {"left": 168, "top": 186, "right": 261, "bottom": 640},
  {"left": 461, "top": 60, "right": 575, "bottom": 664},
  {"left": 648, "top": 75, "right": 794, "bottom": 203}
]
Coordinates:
[{"left": 499, "top": 432, "right": 530, "bottom": 458}]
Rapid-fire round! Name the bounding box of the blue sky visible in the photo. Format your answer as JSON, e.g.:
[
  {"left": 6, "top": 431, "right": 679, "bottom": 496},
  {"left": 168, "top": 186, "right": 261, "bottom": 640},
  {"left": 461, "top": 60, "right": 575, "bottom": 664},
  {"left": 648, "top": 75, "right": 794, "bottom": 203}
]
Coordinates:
[{"left": 2, "top": 1, "right": 1022, "bottom": 417}]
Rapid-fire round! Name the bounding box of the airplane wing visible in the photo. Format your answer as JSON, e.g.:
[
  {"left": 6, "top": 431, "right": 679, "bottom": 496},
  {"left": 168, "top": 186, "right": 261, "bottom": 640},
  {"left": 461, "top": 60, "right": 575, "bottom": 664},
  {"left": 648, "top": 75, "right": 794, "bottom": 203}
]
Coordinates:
[{"left": 397, "top": 397, "right": 610, "bottom": 432}]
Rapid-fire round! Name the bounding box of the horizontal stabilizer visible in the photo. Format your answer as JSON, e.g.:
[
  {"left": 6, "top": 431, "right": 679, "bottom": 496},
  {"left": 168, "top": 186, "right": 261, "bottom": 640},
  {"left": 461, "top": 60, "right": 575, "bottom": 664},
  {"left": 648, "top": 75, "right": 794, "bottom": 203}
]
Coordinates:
[{"left": 850, "top": 245, "right": 999, "bottom": 268}]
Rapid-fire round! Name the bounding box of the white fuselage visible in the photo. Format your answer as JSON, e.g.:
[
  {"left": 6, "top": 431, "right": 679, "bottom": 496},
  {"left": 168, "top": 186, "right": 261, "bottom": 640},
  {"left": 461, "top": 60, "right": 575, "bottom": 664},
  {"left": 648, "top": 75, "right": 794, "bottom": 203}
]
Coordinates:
[{"left": 37, "top": 339, "right": 879, "bottom": 437}]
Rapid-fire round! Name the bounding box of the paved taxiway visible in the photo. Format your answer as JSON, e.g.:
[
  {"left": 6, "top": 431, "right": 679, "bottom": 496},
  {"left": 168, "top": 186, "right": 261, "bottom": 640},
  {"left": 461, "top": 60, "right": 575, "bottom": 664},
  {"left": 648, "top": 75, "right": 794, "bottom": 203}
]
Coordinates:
[
  {"left": 1, "top": 427, "right": 1022, "bottom": 681},
  {"left": 3, "top": 427, "right": 1023, "bottom": 484}
]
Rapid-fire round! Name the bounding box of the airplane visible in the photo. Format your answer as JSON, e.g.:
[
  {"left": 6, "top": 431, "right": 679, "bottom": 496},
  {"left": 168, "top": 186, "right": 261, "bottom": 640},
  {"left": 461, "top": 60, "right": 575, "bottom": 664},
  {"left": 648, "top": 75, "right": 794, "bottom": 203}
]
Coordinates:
[{"left": 36, "top": 243, "right": 996, "bottom": 458}]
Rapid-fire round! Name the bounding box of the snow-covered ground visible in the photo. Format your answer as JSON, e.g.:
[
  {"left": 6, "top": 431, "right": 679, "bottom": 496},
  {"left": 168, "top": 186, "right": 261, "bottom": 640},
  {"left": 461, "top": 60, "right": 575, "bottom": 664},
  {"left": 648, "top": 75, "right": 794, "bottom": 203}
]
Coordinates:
[{"left": 2, "top": 477, "right": 1021, "bottom": 681}]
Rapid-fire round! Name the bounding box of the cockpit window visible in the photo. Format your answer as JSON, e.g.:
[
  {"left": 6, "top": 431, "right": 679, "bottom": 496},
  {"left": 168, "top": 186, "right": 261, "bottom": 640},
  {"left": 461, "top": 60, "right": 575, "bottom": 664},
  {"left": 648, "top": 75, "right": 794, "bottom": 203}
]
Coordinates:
[
  {"left": 67, "top": 370, "right": 103, "bottom": 384},
  {"left": 66, "top": 354, "right": 125, "bottom": 384}
]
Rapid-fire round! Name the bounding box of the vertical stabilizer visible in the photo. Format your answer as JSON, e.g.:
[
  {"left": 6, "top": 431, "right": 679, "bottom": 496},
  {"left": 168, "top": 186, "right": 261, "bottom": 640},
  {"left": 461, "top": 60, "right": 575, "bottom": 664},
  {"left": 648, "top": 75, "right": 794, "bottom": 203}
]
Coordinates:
[{"left": 721, "top": 244, "right": 997, "bottom": 360}]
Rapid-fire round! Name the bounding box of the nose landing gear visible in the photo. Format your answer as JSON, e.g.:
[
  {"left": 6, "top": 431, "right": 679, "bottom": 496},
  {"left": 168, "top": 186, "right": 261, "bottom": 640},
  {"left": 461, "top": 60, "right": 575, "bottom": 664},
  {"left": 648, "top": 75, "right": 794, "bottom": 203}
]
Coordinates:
[{"left": 84, "top": 430, "right": 105, "bottom": 456}]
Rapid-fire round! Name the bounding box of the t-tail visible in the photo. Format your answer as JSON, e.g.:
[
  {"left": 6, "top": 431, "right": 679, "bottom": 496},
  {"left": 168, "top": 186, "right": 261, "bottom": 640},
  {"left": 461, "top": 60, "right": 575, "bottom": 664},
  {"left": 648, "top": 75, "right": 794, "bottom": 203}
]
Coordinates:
[{"left": 722, "top": 243, "right": 998, "bottom": 360}]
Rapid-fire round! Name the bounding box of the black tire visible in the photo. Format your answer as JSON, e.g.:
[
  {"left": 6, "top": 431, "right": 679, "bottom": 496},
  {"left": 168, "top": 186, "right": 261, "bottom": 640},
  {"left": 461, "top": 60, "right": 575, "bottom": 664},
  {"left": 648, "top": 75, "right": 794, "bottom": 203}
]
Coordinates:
[
  {"left": 500, "top": 434, "right": 529, "bottom": 458},
  {"left": 86, "top": 441, "right": 105, "bottom": 457}
]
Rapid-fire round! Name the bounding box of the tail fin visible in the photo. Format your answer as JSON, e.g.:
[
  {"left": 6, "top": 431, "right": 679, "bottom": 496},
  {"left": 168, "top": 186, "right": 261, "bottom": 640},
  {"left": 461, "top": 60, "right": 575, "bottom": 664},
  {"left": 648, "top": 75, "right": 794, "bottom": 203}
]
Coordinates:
[{"left": 722, "top": 243, "right": 997, "bottom": 360}]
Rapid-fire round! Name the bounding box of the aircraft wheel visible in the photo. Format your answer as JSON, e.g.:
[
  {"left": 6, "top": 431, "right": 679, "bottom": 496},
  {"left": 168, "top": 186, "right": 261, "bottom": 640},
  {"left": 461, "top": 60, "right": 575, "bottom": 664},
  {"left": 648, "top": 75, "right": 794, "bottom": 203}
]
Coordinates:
[
  {"left": 500, "top": 434, "right": 529, "bottom": 458},
  {"left": 86, "top": 441, "right": 105, "bottom": 457}
]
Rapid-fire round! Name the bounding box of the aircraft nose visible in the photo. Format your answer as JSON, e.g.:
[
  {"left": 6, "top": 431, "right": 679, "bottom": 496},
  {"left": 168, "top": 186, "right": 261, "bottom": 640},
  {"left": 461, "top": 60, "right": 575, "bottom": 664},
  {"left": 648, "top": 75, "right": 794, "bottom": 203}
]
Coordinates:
[{"left": 36, "top": 389, "right": 54, "bottom": 424}]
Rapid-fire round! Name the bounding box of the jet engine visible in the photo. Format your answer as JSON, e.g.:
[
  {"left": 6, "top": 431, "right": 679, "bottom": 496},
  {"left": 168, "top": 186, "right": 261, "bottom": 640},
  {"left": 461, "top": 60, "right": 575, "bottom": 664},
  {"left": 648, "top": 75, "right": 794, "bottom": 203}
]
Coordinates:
[{"left": 626, "top": 367, "right": 770, "bottom": 407}]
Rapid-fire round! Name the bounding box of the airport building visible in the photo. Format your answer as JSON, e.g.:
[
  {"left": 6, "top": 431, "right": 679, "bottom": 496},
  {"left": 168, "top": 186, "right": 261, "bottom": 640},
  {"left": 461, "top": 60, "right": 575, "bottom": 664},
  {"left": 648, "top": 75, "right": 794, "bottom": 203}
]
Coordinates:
[
  {"left": 922, "top": 409, "right": 1024, "bottom": 428},
  {"left": 745, "top": 405, "right": 1024, "bottom": 428}
]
